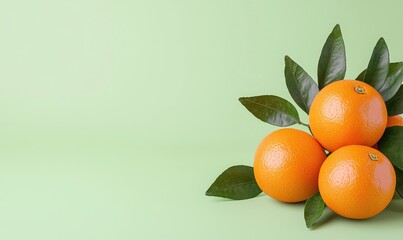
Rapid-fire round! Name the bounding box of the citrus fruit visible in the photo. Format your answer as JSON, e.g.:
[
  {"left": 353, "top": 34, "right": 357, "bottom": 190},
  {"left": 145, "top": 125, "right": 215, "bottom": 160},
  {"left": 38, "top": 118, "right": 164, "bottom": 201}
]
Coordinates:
[
  {"left": 318, "top": 145, "right": 396, "bottom": 219},
  {"left": 253, "top": 128, "right": 327, "bottom": 203},
  {"left": 309, "top": 80, "right": 388, "bottom": 152},
  {"left": 387, "top": 115, "right": 403, "bottom": 127}
]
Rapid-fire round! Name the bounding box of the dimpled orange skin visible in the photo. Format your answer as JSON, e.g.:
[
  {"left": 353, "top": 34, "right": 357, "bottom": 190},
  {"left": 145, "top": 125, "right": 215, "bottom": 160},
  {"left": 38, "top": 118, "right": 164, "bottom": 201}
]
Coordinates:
[
  {"left": 387, "top": 115, "right": 403, "bottom": 127},
  {"left": 309, "top": 80, "right": 388, "bottom": 152},
  {"left": 253, "top": 128, "right": 327, "bottom": 203},
  {"left": 319, "top": 145, "right": 396, "bottom": 219}
]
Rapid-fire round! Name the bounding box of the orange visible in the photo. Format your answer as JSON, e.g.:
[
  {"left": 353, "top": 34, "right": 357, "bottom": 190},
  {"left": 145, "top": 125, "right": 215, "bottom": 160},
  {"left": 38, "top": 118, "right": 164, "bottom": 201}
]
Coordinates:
[
  {"left": 309, "top": 80, "right": 387, "bottom": 152},
  {"left": 318, "top": 145, "right": 396, "bottom": 219},
  {"left": 254, "top": 128, "right": 326, "bottom": 203},
  {"left": 387, "top": 115, "right": 403, "bottom": 127}
]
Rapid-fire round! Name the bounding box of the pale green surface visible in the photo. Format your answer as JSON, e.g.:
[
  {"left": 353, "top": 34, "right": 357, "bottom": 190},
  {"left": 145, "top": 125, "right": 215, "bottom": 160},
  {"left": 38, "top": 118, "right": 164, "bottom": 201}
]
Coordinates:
[{"left": 0, "top": 0, "right": 403, "bottom": 239}]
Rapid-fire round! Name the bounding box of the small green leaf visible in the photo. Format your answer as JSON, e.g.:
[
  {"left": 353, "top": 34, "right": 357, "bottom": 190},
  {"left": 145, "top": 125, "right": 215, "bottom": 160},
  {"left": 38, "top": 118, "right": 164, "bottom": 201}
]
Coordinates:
[
  {"left": 318, "top": 24, "right": 346, "bottom": 89},
  {"left": 239, "top": 95, "right": 302, "bottom": 127},
  {"left": 362, "top": 38, "right": 389, "bottom": 90},
  {"left": 386, "top": 85, "right": 403, "bottom": 116},
  {"left": 205, "top": 165, "right": 262, "bottom": 200},
  {"left": 378, "top": 126, "right": 403, "bottom": 171},
  {"left": 304, "top": 193, "right": 326, "bottom": 228},
  {"left": 379, "top": 63, "right": 403, "bottom": 101},
  {"left": 395, "top": 167, "right": 403, "bottom": 198},
  {"left": 285, "top": 56, "right": 319, "bottom": 114}
]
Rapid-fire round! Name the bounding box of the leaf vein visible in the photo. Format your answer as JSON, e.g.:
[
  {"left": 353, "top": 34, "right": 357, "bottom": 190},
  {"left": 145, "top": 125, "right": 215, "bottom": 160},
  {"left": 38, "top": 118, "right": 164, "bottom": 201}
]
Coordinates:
[{"left": 243, "top": 98, "right": 300, "bottom": 124}]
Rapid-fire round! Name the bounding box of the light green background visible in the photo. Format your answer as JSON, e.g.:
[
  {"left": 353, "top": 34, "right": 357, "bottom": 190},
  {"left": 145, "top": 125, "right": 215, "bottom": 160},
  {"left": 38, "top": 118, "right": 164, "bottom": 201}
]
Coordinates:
[{"left": 0, "top": 0, "right": 402, "bottom": 239}]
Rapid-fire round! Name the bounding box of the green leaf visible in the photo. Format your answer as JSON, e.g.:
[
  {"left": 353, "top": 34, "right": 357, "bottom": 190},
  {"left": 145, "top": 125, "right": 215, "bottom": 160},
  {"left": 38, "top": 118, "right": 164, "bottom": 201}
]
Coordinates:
[
  {"left": 284, "top": 56, "right": 319, "bottom": 114},
  {"left": 386, "top": 85, "right": 403, "bottom": 116},
  {"left": 356, "top": 62, "right": 403, "bottom": 102},
  {"left": 205, "top": 165, "right": 262, "bottom": 200},
  {"left": 378, "top": 126, "right": 403, "bottom": 171},
  {"left": 379, "top": 62, "right": 403, "bottom": 101},
  {"left": 304, "top": 193, "right": 326, "bottom": 228},
  {"left": 356, "top": 69, "right": 366, "bottom": 81},
  {"left": 239, "top": 95, "right": 302, "bottom": 127},
  {"left": 362, "top": 38, "right": 389, "bottom": 90},
  {"left": 318, "top": 24, "right": 346, "bottom": 89},
  {"left": 395, "top": 167, "right": 403, "bottom": 198}
]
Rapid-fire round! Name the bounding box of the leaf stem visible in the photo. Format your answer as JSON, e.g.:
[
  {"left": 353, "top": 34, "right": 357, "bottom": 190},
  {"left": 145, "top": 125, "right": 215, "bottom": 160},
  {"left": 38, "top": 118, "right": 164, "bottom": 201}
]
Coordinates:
[{"left": 300, "top": 122, "right": 310, "bottom": 128}]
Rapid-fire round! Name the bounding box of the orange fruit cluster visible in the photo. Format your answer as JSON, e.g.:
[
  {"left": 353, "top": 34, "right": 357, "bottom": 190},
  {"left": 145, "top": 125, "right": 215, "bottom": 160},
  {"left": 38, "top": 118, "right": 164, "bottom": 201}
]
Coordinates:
[
  {"left": 254, "top": 79, "right": 399, "bottom": 220},
  {"left": 206, "top": 25, "right": 403, "bottom": 228}
]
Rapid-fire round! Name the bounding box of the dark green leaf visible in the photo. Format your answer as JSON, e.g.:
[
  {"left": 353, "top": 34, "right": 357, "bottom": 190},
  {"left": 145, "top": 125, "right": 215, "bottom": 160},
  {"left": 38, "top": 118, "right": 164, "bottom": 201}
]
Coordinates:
[
  {"left": 206, "top": 165, "right": 262, "bottom": 200},
  {"left": 318, "top": 24, "right": 346, "bottom": 89},
  {"left": 362, "top": 38, "right": 389, "bottom": 90},
  {"left": 356, "top": 69, "right": 366, "bottom": 81},
  {"left": 284, "top": 56, "right": 319, "bottom": 114},
  {"left": 357, "top": 63, "right": 403, "bottom": 102},
  {"left": 395, "top": 167, "right": 403, "bottom": 198},
  {"left": 239, "top": 95, "right": 301, "bottom": 127},
  {"left": 304, "top": 193, "right": 326, "bottom": 228},
  {"left": 386, "top": 85, "right": 403, "bottom": 116},
  {"left": 379, "top": 62, "right": 403, "bottom": 101},
  {"left": 378, "top": 126, "right": 403, "bottom": 171}
]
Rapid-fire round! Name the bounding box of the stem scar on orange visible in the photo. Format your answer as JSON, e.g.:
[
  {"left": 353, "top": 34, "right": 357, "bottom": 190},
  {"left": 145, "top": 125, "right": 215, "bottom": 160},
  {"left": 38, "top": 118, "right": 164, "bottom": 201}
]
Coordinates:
[
  {"left": 309, "top": 80, "right": 387, "bottom": 152},
  {"left": 318, "top": 145, "right": 396, "bottom": 219},
  {"left": 253, "top": 128, "right": 326, "bottom": 203}
]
